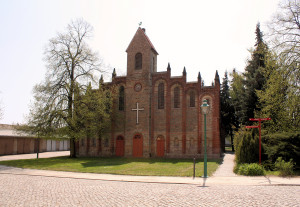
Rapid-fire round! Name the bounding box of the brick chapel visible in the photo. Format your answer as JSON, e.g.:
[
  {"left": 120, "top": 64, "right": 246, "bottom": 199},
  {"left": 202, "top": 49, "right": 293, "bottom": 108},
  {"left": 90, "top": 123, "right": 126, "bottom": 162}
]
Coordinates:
[{"left": 76, "top": 27, "right": 223, "bottom": 158}]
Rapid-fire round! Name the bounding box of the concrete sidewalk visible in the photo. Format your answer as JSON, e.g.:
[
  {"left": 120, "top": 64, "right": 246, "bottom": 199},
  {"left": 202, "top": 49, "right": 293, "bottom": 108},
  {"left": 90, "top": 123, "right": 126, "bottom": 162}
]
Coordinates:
[
  {"left": 0, "top": 151, "right": 70, "bottom": 161},
  {"left": 0, "top": 151, "right": 299, "bottom": 186}
]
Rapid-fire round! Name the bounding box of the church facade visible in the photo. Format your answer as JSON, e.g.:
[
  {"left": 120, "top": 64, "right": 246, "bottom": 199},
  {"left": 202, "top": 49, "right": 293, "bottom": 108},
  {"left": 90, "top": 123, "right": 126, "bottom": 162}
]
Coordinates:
[{"left": 76, "top": 28, "right": 223, "bottom": 158}]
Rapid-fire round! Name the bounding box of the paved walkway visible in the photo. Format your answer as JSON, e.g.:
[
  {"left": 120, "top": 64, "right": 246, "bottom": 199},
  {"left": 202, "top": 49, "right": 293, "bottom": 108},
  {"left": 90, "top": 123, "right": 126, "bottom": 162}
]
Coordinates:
[
  {"left": 0, "top": 151, "right": 299, "bottom": 186},
  {"left": 0, "top": 151, "right": 70, "bottom": 161},
  {"left": 212, "top": 152, "right": 236, "bottom": 177},
  {"left": 1, "top": 152, "right": 300, "bottom": 206},
  {"left": 1, "top": 171, "right": 299, "bottom": 206}
]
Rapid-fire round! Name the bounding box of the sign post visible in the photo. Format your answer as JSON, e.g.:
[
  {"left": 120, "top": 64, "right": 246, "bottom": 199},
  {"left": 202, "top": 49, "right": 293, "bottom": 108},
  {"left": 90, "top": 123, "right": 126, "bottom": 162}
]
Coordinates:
[{"left": 246, "top": 118, "right": 271, "bottom": 164}]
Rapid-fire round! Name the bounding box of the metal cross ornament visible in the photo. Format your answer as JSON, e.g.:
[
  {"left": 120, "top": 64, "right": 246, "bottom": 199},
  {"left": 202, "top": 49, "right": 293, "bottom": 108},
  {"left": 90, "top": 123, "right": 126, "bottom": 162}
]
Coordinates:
[{"left": 132, "top": 102, "right": 144, "bottom": 124}]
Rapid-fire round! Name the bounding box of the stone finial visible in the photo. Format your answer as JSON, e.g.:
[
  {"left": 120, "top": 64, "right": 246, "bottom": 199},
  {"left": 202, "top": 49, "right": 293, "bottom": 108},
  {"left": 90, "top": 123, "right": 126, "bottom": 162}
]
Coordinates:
[
  {"left": 99, "top": 75, "right": 104, "bottom": 86},
  {"left": 198, "top": 72, "right": 201, "bottom": 81},
  {"left": 167, "top": 63, "right": 171, "bottom": 71},
  {"left": 183, "top": 67, "right": 186, "bottom": 76},
  {"left": 215, "top": 70, "right": 220, "bottom": 81},
  {"left": 112, "top": 68, "right": 116, "bottom": 78},
  {"left": 214, "top": 70, "right": 220, "bottom": 85}
]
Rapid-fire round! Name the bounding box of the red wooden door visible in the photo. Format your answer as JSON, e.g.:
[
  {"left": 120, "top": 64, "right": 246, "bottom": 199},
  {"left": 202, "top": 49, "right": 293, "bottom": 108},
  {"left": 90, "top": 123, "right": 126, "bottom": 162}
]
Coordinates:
[
  {"left": 133, "top": 134, "right": 143, "bottom": 157},
  {"left": 156, "top": 137, "right": 165, "bottom": 157},
  {"left": 116, "top": 136, "right": 125, "bottom": 157}
]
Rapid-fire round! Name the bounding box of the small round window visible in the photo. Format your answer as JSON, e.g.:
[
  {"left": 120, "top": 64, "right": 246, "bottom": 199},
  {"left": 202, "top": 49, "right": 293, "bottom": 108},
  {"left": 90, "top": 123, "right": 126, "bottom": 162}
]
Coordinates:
[{"left": 134, "top": 83, "right": 142, "bottom": 92}]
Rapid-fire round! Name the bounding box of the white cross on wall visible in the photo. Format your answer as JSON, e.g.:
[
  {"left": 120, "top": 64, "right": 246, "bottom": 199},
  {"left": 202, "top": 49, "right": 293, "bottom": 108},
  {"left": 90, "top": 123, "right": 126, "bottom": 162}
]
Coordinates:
[{"left": 132, "top": 102, "right": 144, "bottom": 124}]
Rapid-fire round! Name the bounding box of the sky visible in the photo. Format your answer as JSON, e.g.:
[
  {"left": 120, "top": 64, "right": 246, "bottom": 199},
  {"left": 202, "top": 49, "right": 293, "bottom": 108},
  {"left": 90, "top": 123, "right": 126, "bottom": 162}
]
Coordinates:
[{"left": 0, "top": 0, "right": 280, "bottom": 124}]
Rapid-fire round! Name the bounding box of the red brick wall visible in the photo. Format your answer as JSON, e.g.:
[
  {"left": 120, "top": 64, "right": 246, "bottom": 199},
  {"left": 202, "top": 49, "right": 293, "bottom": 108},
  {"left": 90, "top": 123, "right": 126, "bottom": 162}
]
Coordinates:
[{"left": 76, "top": 28, "right": 222, "bottom": 159}]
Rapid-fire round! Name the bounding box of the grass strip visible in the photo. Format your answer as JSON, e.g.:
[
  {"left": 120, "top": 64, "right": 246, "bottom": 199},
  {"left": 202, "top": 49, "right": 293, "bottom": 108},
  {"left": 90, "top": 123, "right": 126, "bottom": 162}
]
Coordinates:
[{"left": 0, "top": 156, "right": 221, "bottom": 177}]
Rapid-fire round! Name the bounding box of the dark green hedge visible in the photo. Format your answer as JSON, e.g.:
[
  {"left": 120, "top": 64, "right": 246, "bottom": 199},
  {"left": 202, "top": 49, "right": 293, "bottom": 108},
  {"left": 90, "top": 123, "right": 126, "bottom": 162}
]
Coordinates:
[
  {"left": 234, "top": 129, "right": 300, "bottom": 169},
  {"left": 234, "top": 129, "right": 264, "bottom": 164},
  {"left": 262, "top": 131, "right": 300, "bottom": 168}
]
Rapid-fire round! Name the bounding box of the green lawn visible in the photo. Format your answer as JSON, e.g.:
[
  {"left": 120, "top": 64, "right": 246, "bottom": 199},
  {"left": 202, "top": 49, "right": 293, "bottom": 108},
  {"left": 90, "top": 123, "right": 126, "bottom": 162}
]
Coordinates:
[
  {"left": 0, "top": 156, "right": 221, "bottom": 177},
  {"left": 265, "top": 169, "right": 300, "bottom": 176},
  {"left": 225, "top": 146, "right": 233, "bottom": 152}
]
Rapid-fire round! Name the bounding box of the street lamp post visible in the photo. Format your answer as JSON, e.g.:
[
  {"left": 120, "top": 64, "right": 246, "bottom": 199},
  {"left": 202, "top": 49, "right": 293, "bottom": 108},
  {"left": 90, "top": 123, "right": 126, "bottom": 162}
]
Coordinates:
[{"left": 201, "top": 99, "right": 210, "bottom": 178}]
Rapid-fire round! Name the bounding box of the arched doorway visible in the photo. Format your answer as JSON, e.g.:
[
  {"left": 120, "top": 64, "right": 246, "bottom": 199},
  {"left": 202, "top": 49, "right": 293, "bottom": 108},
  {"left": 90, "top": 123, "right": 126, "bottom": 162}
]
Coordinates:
[
  {"left": 156, "top": 136, "right": 165, "bottom": 157},
  {"left": 133, "top": 134, "right": 143, "bottom": 157},
  {"left": 115, "top": 136, "right": 125, "bottom": 157}
]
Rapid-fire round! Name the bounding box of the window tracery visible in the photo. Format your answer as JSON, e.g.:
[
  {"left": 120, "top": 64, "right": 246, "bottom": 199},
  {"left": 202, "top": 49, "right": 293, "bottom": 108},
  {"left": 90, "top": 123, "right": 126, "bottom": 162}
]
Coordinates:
[
  {"left": 174, "top": 86, "right": 180, "bottom": 108},
  {"left": 135, "top": 53, "right": 142, "bottom": 69},
  {"left": 158, "top": 83, "right": 164, "bottom": 109}
]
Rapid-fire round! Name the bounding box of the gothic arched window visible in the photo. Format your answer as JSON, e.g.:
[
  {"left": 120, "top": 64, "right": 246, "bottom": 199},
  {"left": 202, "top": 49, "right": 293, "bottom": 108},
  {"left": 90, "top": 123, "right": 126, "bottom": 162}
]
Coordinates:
[
  {"left": 190, "top": 90, "right": 195, "bottom": 107},
  {"left": 158, "top": 83, "right": 164, "bottom": 109},
  {"left": 119, "top": 86, "right": 125, "bottom": 111},
  {"left": 135, "top": 53, "right": 142, "bottom": 69},
  {"left": 174, "top": 86, "right": 180, "bottom": 108}
]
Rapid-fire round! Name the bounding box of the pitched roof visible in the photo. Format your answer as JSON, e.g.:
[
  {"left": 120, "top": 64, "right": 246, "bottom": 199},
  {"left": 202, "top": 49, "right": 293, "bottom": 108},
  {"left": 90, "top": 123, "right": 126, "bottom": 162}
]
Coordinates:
[
  {"left": 126, "top": 27, "right": 158, "bottom": 55},
  {"left": 0, "top": 124, "right": 28, "bottom": 137}
]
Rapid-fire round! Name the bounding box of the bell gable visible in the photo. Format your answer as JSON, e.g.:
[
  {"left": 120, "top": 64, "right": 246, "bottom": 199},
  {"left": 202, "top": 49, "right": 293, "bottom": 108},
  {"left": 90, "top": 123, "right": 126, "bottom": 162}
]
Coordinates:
[{"left": 126, "top": 28, "right": 158, "bottom": 75}]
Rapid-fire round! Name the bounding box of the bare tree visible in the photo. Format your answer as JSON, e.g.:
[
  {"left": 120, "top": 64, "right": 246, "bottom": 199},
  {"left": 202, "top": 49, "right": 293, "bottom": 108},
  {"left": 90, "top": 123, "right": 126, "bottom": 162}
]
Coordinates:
[
  {"left": 0, "top": 103, "right": 3, "bottom": 121},
  {"left": 24, "top": 18, "right": 104, "bottom": 157},
  {"left": 265, "top": 0, "right": 300, "bottom": 130},
  {"left": 0, "top": 92, "right": 3, "bottom": 121},
  {"left": 268, "top": 0, "right": 300, "bottom": 75}
]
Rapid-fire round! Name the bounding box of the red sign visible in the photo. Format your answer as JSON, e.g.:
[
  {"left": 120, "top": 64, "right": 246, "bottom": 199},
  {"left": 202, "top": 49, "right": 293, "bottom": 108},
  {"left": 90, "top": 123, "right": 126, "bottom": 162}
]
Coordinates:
[
  {"left": 246, "top": 117, "right": 271, "bottom": 164},
  {"left": 261, "top": 118, "right": 271, "bottom": 121},
  {"left": 249, "top": 118, "right": 271, "bottom": 121},
  {"left": 245, "top": 126, "right": 259, "bottom": 128}
]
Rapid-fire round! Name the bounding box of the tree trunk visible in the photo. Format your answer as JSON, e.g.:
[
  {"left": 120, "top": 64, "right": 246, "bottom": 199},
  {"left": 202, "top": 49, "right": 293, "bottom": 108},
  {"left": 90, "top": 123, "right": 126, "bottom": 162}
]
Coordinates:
[
  {"left": 70, "top": 138, "right": 77, "bottom": 158},
  {"left": 69, "top": 68, "right": 76, "bottom": 158}
]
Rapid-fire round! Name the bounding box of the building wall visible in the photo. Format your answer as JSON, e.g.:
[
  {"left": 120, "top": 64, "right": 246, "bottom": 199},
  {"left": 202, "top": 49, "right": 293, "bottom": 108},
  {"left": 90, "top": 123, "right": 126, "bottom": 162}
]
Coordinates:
[
  {"left": 186, "top": 88, "right": 198, "bottom": 156},
  {"left": 76, "top": 28, "right": 223, "bottom": 159},
  {"left": 150, "top": 70, "right": 221, "bottom": 158},
  {"left": 152, "top": 79, "right": 167, "bottom": 157},
  {"left": 0, "top": 136, "right": 70, "bottom": 156}
]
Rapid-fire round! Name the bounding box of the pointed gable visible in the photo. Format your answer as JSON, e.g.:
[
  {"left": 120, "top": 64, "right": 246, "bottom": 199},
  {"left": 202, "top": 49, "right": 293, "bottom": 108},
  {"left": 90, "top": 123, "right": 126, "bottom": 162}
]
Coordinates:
[{"left": 126, "top": 27, "right": 158, "bottom": 55}]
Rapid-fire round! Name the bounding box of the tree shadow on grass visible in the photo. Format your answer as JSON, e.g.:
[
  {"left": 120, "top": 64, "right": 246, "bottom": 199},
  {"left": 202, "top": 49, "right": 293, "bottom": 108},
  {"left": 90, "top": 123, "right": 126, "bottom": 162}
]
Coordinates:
[
  {"left": 80, "top": 157, "right": 193, "bottom": 168},
  {"left": 79, "top": 157, "right": 221, "bottom": 168},
  {"left": 0, "top": 156, "right": 70, "bottom": 169},
  {"left": 0, "top": 156, "right": 221, "bottom": 176}
]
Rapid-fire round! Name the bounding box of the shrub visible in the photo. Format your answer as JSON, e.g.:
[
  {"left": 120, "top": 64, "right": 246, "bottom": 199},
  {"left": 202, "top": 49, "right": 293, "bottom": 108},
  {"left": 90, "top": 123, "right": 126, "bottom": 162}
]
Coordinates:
[
  {"left": 262, "top": 131, "right": 300, "bottom": 169},
  {"left": 234, "top": 128, "right": 265, "bottom": 164},
  {"left": 274, "top": 157, "right": 294, "bottom": 177},
  {"left": 233, "top": 163, "right": 240, "bottom": 174},
  {"left": 262, "top": 160, "right": 275, "bottom": 171},
  {"left": 236, "top": 163, "right": 265, "bottom": 176}
]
